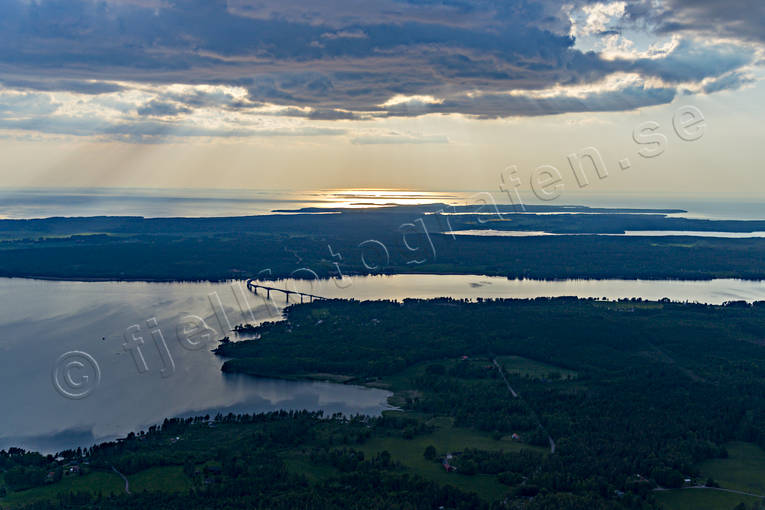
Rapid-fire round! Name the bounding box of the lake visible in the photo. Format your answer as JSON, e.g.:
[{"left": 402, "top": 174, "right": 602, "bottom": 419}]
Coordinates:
[
  {"left": 255, "top": 274, "right": 765, "bottom": 304},
  {"left": 449, "top": 230, "right": 765, "bottom": 238},
  {"left": 0, "top": 278, "right": 393, "bottom": 453},
  {"left": 4, "top": 273, "right": 765, "bottom": 453}
]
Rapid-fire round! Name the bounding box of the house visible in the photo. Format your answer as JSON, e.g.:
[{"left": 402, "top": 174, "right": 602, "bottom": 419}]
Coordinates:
[{"left": 442, "top": 453, "right": 457, "bottom": 472}]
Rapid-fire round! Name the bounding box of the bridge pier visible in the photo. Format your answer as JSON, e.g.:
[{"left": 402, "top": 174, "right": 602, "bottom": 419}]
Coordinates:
[{"left": 246, "top": 281, "right": 325, "bottom": 304}]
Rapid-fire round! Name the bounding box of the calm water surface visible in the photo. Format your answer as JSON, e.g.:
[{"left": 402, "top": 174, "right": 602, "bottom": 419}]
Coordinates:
[
  {"left": 4, "top": 273, "right": 765, "bottom": 453},
  {"left": 450, "top": 230, "right": 765, "bottom": 238},
  {"left": 2, "top": 188, "right": 764, "bottom": 220},
  {"left": 0, "top": 278, "right": 392, "bottom": 453},
  {"left": 265, "top": 274, "right": 765, "bottom": 304}
]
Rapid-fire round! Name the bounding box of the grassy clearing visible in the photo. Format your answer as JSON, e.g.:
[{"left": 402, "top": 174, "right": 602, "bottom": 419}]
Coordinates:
[
  {"left": 700, "top": 442, "right": 765, "bottom": 496},
  {"left": 354, "top": 415, "right": 544, "bottom": 501},
  {"left": 129, "top": 466, "right": 192, "bottom": 493},
  {"left": 0, "top": 471, "right": 124, "bottom": 509},
  {"left": 656, "top": 443, "right": 765, "bottom": 510},
  {"left": 351, "top": 357, "right": 550, "bottom": 500},
  {"left": 371, "top": 354, "right": 576, "bottom": 393},
  {"left": 496, "top": 355, "right": 578, "bottom": 380},
  {"left": 278, "top": 410, "right": 544, "bottom": 500},
  {"left": 654, "top": 488, "right": 760, "bottom": 510},
  {"left": 0, "top": 466, "right": 191, "bottom": 509}
]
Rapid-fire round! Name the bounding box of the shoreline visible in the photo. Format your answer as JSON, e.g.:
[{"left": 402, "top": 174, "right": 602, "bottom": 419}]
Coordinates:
[{"left": 5, "top": 271, "right": 765, "bottom": 284}]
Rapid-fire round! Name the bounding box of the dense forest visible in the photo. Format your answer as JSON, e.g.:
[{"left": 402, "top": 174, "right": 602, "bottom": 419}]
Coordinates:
[
  {"left": 219, "top": 298, "right": 765, "bottom": 507},
  {"left": 6, "top": 298, "right": 765, "bottom": 509},
  {"left": 2, "top": 205, "right": 765, "bottom": 280},
  {"left": 0, "top": 412, "right": 489, "bottom": 510}
]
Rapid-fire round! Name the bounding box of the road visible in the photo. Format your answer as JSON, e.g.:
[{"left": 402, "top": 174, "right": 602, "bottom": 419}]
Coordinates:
[
  {"left": 654, "top": 486, "right": 764, "bottom": 498},
  {"left": 111, "top": 466, "right": 130, "bottom": 494},
  {"left": 492, "top": 358, "right": 556, "bottom": 454}
]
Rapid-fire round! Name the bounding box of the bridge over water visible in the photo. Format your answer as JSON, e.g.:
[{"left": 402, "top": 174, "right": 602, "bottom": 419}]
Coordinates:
[{"left": 246, "top": 279, "right": 326, "bottom": 303}]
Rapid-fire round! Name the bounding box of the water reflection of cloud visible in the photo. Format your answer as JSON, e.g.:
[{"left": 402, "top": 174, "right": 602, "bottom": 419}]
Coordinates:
[{"left": 0, "top": 427, "right": 96, "bottom": 454}]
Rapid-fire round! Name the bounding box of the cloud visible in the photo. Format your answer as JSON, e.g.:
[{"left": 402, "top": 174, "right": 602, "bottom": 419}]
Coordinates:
[
  {"left": 0, "top": 77, "right": 125, "bottom": 95},
  {"left": 0, "top": 0, "right": 758, "bottom": 141},
  {"left": 136, "top": 100, "right": 192, "bottom": 117},
  {"left": 0, "top": 92, "right": 59, "bottom": 116},
  {"left": 0, "top": 84, "right": 347, "bottom": 142},
  {"left": 351, "top": 133, "right": 450, "bottom": 144},
  {"left": 622, "top": 39, "right": 756, "bottom": 83},
  {"left": 626, "top": 0, "right": 765, "bottom": 45},
  {"left": 381, "top": 84, "right": 677, "bottom": 118},
  {"left": 0, "top": 114, "right": 347, "bottom": 142},
  {"left": 577, "top": 2, "right": 627, "bottom": 36},
  {"left": 306, "top": 109, "right": 364, "bottom": 121},
  {"left": 702, "top": 71, "right": 755, "bottom": 94},
  {"left": 320, "top": 29, "right": 368, "bottom": 40}
]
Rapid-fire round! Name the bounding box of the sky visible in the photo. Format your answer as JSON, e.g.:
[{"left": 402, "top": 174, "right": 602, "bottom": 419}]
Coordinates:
[{"left": 0, "top": 0, "right": 763, "bottom": 196}]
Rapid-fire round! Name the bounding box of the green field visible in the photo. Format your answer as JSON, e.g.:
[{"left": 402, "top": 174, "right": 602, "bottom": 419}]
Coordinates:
[
  {"left": 353, "top": 414, "right": 544, "bottom": 501},
  {"left": 496, "top": 355, "right": 578, "bottom": 380},
  {"left": 280, "top": 413, "right": 532, "bottom": 501},
  {"left": 351, "top": 356, "right": 555, "bottom": 500},
  {"left": 0, "top": 471, "right": 125, "bottom": 509},
  {"left": 700, "top": 442, "right": 765, "bottom": 496},
  {"left": 0, "top": 466, "right": 191, "bottom": 509},
  {"left": 655, "top": 442, "right": 765, "bottom": 510},
  {"left": 654, "top": 489, "right": 760, "bottom": 510},
  {"left": 369, "top": 355, "right": 576, "bottom": 394},
  {"left": 125, "top": 466, "right": 192, "bottom": 493}
]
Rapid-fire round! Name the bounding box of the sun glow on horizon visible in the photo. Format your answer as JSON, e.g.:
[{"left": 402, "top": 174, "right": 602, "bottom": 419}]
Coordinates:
[{"left": 319, "top": 189, "right": 463, "bottom": 208}]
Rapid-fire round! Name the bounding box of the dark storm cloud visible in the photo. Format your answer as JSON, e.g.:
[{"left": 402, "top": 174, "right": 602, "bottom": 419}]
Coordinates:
[
  {"left": 625, "top": 0, "right": 765, "bottom": 45},
  {"left": 0, "top": 77, "right": 125, "bottom": 95},
  {"left": 0, "top": 0, "right": 758, "bottom": 130}
]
